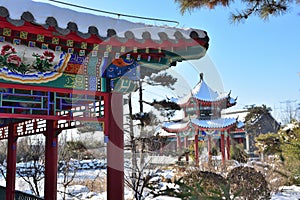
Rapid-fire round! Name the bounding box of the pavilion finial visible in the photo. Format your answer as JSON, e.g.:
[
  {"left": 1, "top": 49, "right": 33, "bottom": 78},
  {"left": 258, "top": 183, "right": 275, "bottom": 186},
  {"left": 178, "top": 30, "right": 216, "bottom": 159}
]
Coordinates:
[
  {"left": 228, "top": 90, "right": 231, "bottom": 97},
  {"left": 200, "top": 73, "right": 204, "bottom": 82}
]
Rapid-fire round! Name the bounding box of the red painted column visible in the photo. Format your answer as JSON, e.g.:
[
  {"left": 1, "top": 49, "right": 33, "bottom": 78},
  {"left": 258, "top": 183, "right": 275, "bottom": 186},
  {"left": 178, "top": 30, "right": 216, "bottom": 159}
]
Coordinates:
[
  {"left": 44, "top": 120, "right": 58, "bottom": 200},
  {"left": 6, "top": 123, "right": 17, "bottom": 200},
  {"left": 239, "top": 138, "right": 243, "bottom": 144},
  {"left": 226, "top": 134, "right": 231, "bottom": 160},
  {"left": 196, "top": 102, "right": 200, "bottom": 116},
  {"left": 184, "top": 137, "right": 189, "bottom": 162},
  {"left": 220, "top": 132, "right": 225, "bottom": 165},
  {"left": 159, "top": 141, "right": 164, "bottom": 156},
  {"left": 207, "top": 135, "right": 212, "bottom": 161},
  {"left": 106, "top": 93, "right": 124, "bottom": 200},
  {"left": 177, "top": 135, "right": 182, "bottom": 161},
  {"left": 194, "top": 133, "right": 199, "bottom": 166},
  {"left": 176, "top": 135, "right": 182, "bottom": 151}
]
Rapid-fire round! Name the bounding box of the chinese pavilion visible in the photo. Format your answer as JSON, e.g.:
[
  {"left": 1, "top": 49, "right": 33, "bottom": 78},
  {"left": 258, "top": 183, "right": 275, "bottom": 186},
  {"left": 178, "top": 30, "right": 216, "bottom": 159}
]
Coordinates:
[
  {"left": 162, "top": 73, "right": 244, "bottom": 165},
  {"left": 0, "top": 0, "right": 209, "bottom": 199}
]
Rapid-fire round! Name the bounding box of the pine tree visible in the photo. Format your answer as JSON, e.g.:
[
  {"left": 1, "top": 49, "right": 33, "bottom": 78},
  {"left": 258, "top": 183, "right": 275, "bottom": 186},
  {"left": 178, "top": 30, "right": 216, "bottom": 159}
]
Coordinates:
[
  {"left": 175, "top": 0, "right": 294, "bottom": 22},
  {"left": 279, "top": 122, "right": 300, "bottom": 184},
  {"left": 255, "top": 121, "right": 300, "bottom": 185}
]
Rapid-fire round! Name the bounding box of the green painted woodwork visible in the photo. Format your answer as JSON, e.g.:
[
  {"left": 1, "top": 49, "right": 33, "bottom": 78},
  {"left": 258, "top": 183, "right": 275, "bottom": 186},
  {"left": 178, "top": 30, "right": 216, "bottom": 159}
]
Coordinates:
[{"left": 0, "top": 40, "right": 206, "bottom": 93}]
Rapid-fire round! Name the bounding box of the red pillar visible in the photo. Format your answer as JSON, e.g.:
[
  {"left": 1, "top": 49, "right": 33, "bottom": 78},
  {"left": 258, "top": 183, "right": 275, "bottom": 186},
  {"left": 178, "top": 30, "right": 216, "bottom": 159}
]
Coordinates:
[
  {"left": 159, "top": 141, "right": 164, "bottom": 156},
  {"left": 196, "top": 103, "right": 200, "bottom": 116},
  {"left": 226, "top": 135, "right": 231, "bottom": 160},
  {"left": 177, "top": 135, "right": 182, "bottom": 161},
  {"left": 194, "top": 133, "right": 199, "bottom": 166},
  {"left": 44, "top": 120, "right": 58, "bottom": 200},
  {"left": 6, "top": 123, "right": 17, "bottom": 200},
  {"left": 220, "top": 132, "right": 225, "bottom": 165},
  {"left": 176, "top": 135, "right": 182, "bottom": 151},
  {"left": 207, "top": 135, "right": 212, "bottom": 161},
  {"left": 184, "top": 137, "right": 189, "bottom": 162},
  {"left": 106, "top": 93, "right": 124, "bottom": 200}
]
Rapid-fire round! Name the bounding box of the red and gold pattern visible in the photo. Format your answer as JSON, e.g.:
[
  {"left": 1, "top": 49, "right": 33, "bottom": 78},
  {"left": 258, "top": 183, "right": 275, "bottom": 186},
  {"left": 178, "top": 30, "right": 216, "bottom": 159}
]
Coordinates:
[{"left": 64, "top": 63, "right": 85, "bottom": 74}]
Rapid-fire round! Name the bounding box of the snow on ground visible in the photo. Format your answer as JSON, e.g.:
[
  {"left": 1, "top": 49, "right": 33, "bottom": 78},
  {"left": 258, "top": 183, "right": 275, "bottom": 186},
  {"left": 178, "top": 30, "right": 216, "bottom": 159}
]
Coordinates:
[
  {"left": 272, "top": 185, "right": 300, "bottom": 200},
  {"left": 147, "top": 196, "right": 181, "bottom": 200},
  {"left": 1, "top": 159, "right": 300, "bottom": 199}
]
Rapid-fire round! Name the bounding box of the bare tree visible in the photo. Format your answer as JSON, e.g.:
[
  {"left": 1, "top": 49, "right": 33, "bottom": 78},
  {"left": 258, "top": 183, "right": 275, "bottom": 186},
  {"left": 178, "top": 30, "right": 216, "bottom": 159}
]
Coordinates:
[
  {"left": 280, "top": 100, "right": 299, "bottom": 124},
  {"left": 125, "top": 159, "right": 153, "bottom": 200},
  {"left": 0, "top": 140, "right": 7, "bottom": 179},
  {"left": 17, "top": 136, "right": 45, "bottom": 197},
  {"left": 57, "top": 134, "right": 79, "bottom": 200}
]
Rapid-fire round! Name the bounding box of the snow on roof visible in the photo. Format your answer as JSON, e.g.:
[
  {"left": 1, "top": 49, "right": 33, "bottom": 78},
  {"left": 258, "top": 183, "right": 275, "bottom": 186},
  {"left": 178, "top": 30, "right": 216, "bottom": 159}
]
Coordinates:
[
  {"left": 192, "top": 79, "right": 223, "bottom": 101},
  {"left": 162, "top": 117, "right": 237, "bottom": 131},
  {"left": 174, "top": 79, "right": 229, "bottom": 105},
  {"left": 162, "top": 121, "right": 189, "bottom": 131},
  {"left": 191, "top": 118, "right": 237, "bottom": 129},
  {"left": 237, "top": 121, "right": 245, "bottom": 128},
  {"left": 170, "top": 94, "right": 191, "bottom": 105},
  {"left": 192, "top": 80, "right": 227, "bottom": 101},
  {"left": 222, "top": 109, "right": 248, "bottom": 122},
  {"left": 155, "top": 128, "right": 177, "bottom": 137},
  {"left": 229, "top": 97, "right": 237, "bottom": 104},
  {"left": 0, "top": 0, "right": 208, "bottom": 40},
  {"left": 282, "top": 122, "right": 299, "bottom": 131}
]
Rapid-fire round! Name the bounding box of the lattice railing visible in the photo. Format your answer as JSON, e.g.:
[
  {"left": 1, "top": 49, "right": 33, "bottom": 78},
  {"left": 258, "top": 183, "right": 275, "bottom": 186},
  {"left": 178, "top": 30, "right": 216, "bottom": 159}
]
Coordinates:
[
  {"left": 0, "top": 83, "right": 107, "bottom": 121},
  {"left": 0, "top": 118, "right": 91, "bottom": 140},
  {"left": 0, "top": 83, "right": 107, "bottom": 139}
]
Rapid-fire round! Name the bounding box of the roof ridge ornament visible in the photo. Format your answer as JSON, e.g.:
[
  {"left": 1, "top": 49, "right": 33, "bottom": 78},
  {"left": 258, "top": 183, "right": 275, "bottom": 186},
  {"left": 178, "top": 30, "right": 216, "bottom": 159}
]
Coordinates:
[
  {"left": 46, "top": 17, "right": 58, "bottom": 27},
  {"left": 88, "top": 26, "right": 99, "bottom": 35},
  {"left": 0, "top": 6, "right": 9, "bottom": 18},
  {"left": 142, "top": 31, "right": 151, "bottom": 40},
  {"left": 67, "top": 22, "right": 78, "bottom": 32},
  {"left": 107, "top": 29, "right": 117, "bottom": 37},
  {"left": 21, "top": 11, "right": 34, "bottom": 23},
  {"left": 200, "top": 72, "right": 204, "bottom": 82},
  {"left": 228, "top": 90, "right": 231, "bottom": 97}
]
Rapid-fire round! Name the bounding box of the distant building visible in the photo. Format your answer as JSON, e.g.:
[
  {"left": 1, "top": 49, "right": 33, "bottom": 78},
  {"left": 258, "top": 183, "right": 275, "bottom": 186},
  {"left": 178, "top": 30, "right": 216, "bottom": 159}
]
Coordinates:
[
  {"left": 245, "top": 112, "right": 281, "bottom": 156},
  {"left": 223, "top": 109, "right": 281, "bottom": 157}
]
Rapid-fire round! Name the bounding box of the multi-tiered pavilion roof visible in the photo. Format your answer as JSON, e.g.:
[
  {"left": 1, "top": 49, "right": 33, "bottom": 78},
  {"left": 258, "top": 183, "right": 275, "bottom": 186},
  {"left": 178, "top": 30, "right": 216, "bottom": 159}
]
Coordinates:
[
  {"left": 163, "top": 74, "right": 240, "bottom": 134},
  {"left": 161, "top": 74, "right": 244, "bottom": 165}
]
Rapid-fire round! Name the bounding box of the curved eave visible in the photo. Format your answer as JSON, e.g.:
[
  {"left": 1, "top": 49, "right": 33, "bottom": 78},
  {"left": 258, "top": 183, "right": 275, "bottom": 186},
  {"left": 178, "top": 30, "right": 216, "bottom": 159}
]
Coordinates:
[
  {"left": 226, "top": 96, "right": 237, "bottom": 108},
  {"left": 226, "top": 102, "right": 237, "bottom": 109},
  {"left": 191, "top": 118, "right": 238, "bottom": 131},
  {"left": 194, "top": 124, "right": 237, "bottom": 132},
  {"left": 162, "top": 126, "right": 189, "bottom": 133},
  {"left": 194, "top": 97, "right": 228, "bottom": 106},
  {"left": 176, "top": 85, "right": 236, "bottom": 108},
  {"left": 230, "top": 128, "right": 245, "bottom": 134},
  {"left": 0, "top": 18, "right": 207, "bottom": 50},
  {"left": 179, "top": 96, "right": 236, "bottom": 108},
  {"left": 163, "top": 118, "right": 239, "bottom": 133},
  {"left": 0, "top": 1, "right": 209, "bottom": 54},
  {"left": 162, "top": 121, "right": 189, "bottom": 133}
]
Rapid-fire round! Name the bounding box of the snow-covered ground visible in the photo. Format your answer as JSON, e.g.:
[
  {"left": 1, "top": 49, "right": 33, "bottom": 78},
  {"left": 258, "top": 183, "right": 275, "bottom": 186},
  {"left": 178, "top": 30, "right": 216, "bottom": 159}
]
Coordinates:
[
  {"left": 272, "top": 185, "right": 300, "bottom": 200},
  {"left": 1, "top": 159, "right": 300, "bottom": 199},
  {"left": 52, "top": 183, "right": 300, "bottom": 200}
]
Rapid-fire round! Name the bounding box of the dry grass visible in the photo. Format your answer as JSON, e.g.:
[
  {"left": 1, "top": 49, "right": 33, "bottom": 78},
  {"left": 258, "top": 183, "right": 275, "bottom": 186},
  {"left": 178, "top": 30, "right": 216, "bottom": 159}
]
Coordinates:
[{"left": 72, "top": 177, "right": 107, "bottom": 193}]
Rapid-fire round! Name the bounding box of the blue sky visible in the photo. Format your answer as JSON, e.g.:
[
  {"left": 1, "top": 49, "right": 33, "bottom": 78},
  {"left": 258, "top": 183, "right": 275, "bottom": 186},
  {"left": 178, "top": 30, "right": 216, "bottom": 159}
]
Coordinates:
[{"left": 40, "top": 0, "right": 300, "bottom": 120}]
